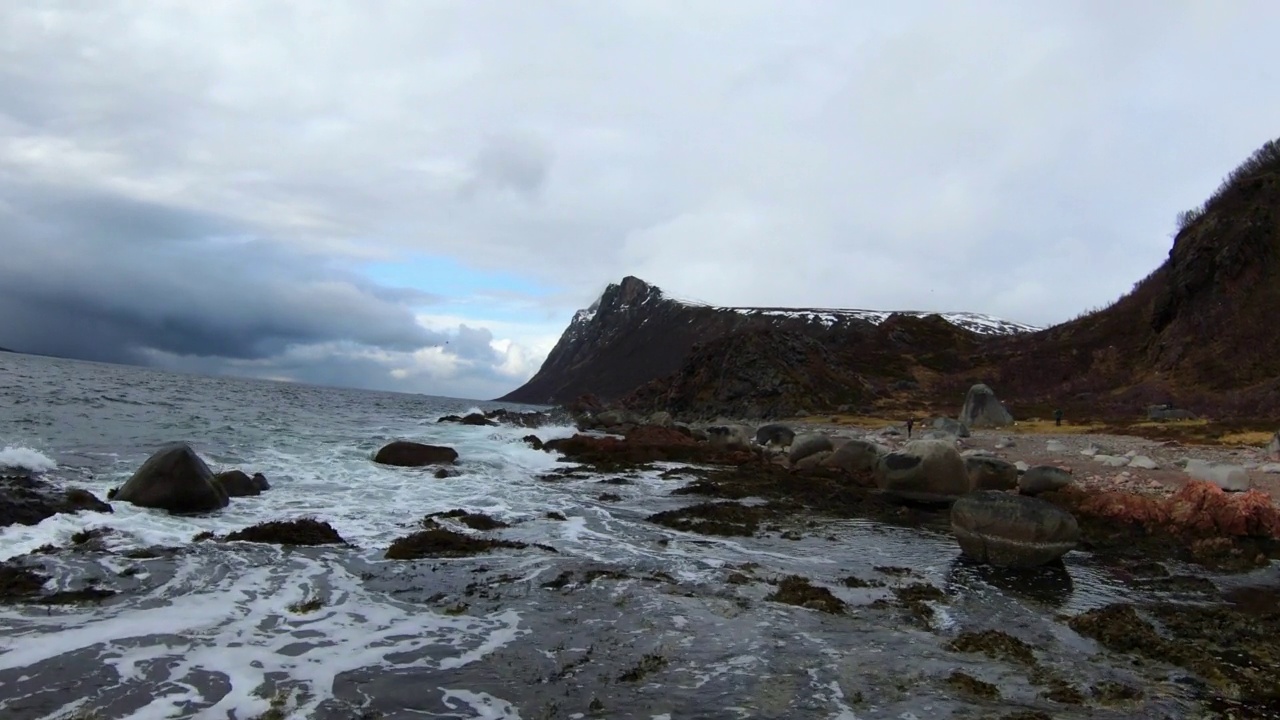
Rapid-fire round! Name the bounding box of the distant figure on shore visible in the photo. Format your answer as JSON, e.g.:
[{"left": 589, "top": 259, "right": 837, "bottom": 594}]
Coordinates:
[
  {"left": 1053, "top": 408, "right": 1063, "bottom": 427},
  {"left": 906, "top": 417, "right": 915, "bottom": 438}
]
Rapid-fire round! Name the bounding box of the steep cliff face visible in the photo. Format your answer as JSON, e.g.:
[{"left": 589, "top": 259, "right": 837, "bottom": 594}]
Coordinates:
[{"left": 499, "top": 275, "right": 1034, "bottom": 406}]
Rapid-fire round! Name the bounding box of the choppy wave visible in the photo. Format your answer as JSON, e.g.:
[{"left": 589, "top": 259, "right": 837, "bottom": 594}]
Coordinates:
[{"left": 0, "top": 445, "right": 57, "bottom": 474}]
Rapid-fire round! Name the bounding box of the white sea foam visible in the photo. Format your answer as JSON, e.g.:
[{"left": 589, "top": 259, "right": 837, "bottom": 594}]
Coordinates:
[{"left": 0, "top": 445, "right": 57, "bottom": 474}]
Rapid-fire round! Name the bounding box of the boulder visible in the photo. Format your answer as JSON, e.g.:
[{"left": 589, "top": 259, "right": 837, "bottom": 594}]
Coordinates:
[
  {"left": 1015, "top": 461, "right": 1030, "bottom": 473},
  {"left": 965, "top": 456, "right": 1019, "bottom": 492},
  {"left": 0, "top": 475, "right": 112, "bottom": 528},
  {"left": 932, "top": 418, "right": 971, "bottom": 438},
  {"left": 647, "top": 411, "right": 673, "bottom": 428},
  {"left": 755, "top": 423, "right": 796, "bottom": 449},
  {"left": 789, "top": 433, "right": 834, "bottom": 465},
  {"left": 959, "top": 384, "right": 1014, "bottom": 428},
  {"left": 1129, "top": 455, "right": 1160, "bottom": 470},
  {"left": 373, "top": 441, "right": 459, "bottom": 467},
  {"left": 521, "top": 435, "right": 544, "bottom": 451},
  {"left": 1045, "top": 440, "right": 1068, "bottom": 453},
  {"left": 670, "top": 422, "right": 694, "bottom": 438},
  {"left": 1018, "top": 466, "right": 1073, "bottom": 496},
  {"left": 595, "top": 409, "right": 639, "bottom": 430},
  {"left": 707, "top": 425, "right": 752, "bottom": 450},
  {"left": 212, "top": 470, "right": 270, "bottom": 497},
  {"left": 874, "top": 439, "right": 970, "bottom": 503},
  {"left": 114, "top": 443, "right": 230, "bottom": 514},
  {"left": 1185, "top": 459, "right": 1250, "bottom": 492},
  {"left": 1267, "top": 431, "right": 1280, "bottom": 462},
  {"left": 1094, "top": 455, "right": 1130, "bottom": 468},
  {"left": 951, "top": 491, "right": 1080, "bottom": 567},
  {"left": 1261, "top": 464, "right": 1280, "bottom": 474},
  {"left": 822, "top": 439, "right": 885, "bottom": 475},
  {"left": 793, "top": 451, "right": 832, "bottom": 471}
]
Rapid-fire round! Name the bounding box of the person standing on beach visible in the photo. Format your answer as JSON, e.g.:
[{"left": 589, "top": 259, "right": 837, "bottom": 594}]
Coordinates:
[
  {"left": 906, "top": 417, "right": 915, "bottom": 438},
  {"left": 1053, "top": 408, "right": 1063, "bottom": 427}
]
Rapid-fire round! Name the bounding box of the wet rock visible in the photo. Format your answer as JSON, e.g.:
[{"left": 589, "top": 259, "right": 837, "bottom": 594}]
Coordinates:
[
  {"left": 384, "top": 527, "right": 528, "bottom": 560},
  {"left": 765, "top": 575, "right": 845, "bottom": 614},
  {"left": 547, "top": 428, "right": 749, "bottom": 470},
  {"left": 1129, "top": 455, "right": 1160, "bottom": 470},
  {"left": 545, "top": 511, "right": 567, "bottom": 521},
  {"left": 0, "top": 475, "right": 112, "bottom": 528},
  {"left": 373, "top": 441, "right": 459, "bottom": 467},
  {"left": 959, "top": 383, "right": 1014, "bottom": 428},
  {"left": 947, "top": 629, "right": 1037, "bottom": 666},
  {"left": 647, "top": 501, "right": 776, "bottom": 537},
  {"left": 821, "top": 438, "right": 884, "bottom": 475},
  {"left": 965, "top": 456, "right": 1018, "bottom": 492},
  {"left": 425, "top": 509, "right": 509, "bottom": 531},
  {"left": 224, "top": 518, "right": 346, "bottom": 545},
  {"left": 211, "top": 469, "right": 270, "bottom": 497},
  {"left": 951, "top": 491, "right": 1079, "bottom": 567},
  {"left": 439, "top": 413, "right": 497, "bottom": 426},
  {"left": 932, "top": 417, "right": 970, "bottom": 438},
  {"left": 1018, "top": 466, "right": 1073, "bottom": 496},
  {"left": 595, "top": 409, "right": 639, "bottom": 431},
  {"left": 1184, "top": 459, "right": 1250, "bottom": 492},
  {"left": 521, "top": 435, "right": 544, "bottom": 451},
  {"left": 0, "top": 563, "right": 49, "bottom": 602},
  {"left": 875, "top": 439, "right": 970, "bottom": 503},
  {"left": 947, "top": 671, "right": 1000, "bottom": 699},
  {"left": 754, "top": 423, "right": 795, "bottom": 448},
  {"left": 114, "top": 443, "right": 229, "bottom": 514}
]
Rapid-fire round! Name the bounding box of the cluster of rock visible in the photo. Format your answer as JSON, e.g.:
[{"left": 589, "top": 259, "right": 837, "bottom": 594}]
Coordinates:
[
  {"left": 436, "top": 408, "right": 563, "bottom": 428},
  {"left": 111, "top": 442, "right": 271, "bottom": 514}
]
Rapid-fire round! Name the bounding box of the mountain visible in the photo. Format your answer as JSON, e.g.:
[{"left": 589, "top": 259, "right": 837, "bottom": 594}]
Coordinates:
[{"left": 497, "top": 275, "right": 1038, "bottom": 406}]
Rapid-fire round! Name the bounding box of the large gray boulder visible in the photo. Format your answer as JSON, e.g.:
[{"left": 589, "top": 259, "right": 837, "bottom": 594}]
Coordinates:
[
  {"left": 965, "top": 456, "right": 1019, "bottom": 492},
  {"left": 1184, "top": 459, "right": 1249, "bottom": 492},
  {"left": 932, "top": 418, "right": 970, "bottom": 438},
  {"left": 755, "top": 423, "right": 796, "bottom": 449},
  {"left": 1018, "top": 466, "right": 1073, "bottom": 496},
  {"left": 951, "top": 491, "right": 1079, "bottom": 567},
  {"left": 874, "top": 439, "right": 970, "bottom": 503},
  {"left": 959, "top": 384, "right": 1014, "bottom": 428},
  {"left": 1267, "top": 431, "right": 1280, "bottom": 462},
  {"left": 114, "top": 443, "right": 230, "bottom": 514},
  {"left": 789, "top": 433, "right": 834, "bottom": 465},
  {"left": 822, "top": 438, "right": 885, "bottom": 475},
  {"left": 374, "top": 441, "right": 459, "bottom": 467},
  {"left": 707, "top": 425, "right": 752, "bottom": 450}
]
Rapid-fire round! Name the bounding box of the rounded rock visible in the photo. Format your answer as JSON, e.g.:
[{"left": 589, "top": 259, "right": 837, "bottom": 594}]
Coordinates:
[
  {"left": 951, "top": 490, "right": 1079, "bottom": 567},
  {"left": 875, "top": 439, "right": 970, "bottom": 503},
  {"left": 1018, "top": 465, "right": 1073, "bottom": 496}
]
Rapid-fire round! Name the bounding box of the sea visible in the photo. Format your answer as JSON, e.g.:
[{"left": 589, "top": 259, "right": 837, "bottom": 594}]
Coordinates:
[{"left": 0, "top": 352, "right": 1228, "bottom": 719}]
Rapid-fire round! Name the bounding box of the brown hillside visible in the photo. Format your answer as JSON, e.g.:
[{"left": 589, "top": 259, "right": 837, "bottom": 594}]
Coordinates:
[{"left": 954, "top": 138, "right": 1280, "bottom": 419}]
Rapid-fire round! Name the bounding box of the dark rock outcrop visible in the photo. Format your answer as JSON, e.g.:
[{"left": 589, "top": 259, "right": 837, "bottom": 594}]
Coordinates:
[
  {"left": 874, "top": 439, "right": 970, "bottom": 503},
  {"left": 114, "top": 443, "right": 230, "bottom": 514},
  {"left": 212, "top": 470, "right": 270, "bottom": 498},
  {"left": 754, "top": 423, "right": 795, "bottom": 448},
  {"left": 0, "top": 475, "right": 112, "bottom": 528},
  {"left": 373, "top": 441, "right": 459, "bottom": 467},
  {"left": 951, "top": 491, "right": 1080, "bottom": 567}
]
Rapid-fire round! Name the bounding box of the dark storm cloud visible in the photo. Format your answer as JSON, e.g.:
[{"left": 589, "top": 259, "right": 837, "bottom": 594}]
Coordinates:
[{"left": 0, "top": 182, "right": 444, "bottom": 363}]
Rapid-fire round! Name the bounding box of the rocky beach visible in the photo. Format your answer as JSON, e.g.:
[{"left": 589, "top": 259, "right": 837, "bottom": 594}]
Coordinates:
[{"left": 5, "top": 351, "right": 1279, "bottom": 719}]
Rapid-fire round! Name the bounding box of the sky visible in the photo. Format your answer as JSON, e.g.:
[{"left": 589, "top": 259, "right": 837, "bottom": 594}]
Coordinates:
[{"left": 2, "top": 1, "right": 1279, "bottom": 400}]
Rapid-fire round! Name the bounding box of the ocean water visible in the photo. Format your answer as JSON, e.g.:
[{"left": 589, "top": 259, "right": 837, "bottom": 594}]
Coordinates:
[{"left": 0, "top": 353, "right": 1210, "bottom": 719}]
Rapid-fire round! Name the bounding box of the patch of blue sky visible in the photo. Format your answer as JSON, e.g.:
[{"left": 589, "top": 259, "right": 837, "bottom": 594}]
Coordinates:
[{"left": 360, "top": 253, "right": 564, "bottom": 323}]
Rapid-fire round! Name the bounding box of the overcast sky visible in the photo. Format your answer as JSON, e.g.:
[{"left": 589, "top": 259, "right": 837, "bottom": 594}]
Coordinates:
[{"left": 2, "top": 2, "right": 1278, "bottom": 400}]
